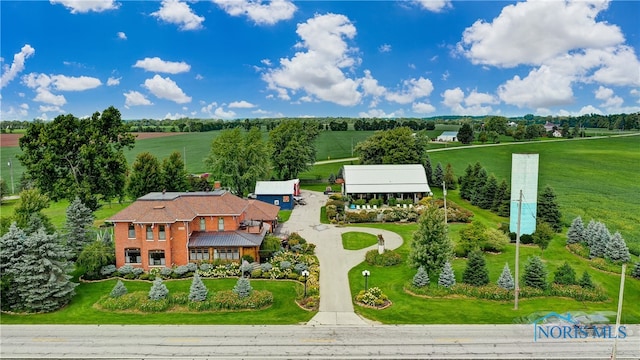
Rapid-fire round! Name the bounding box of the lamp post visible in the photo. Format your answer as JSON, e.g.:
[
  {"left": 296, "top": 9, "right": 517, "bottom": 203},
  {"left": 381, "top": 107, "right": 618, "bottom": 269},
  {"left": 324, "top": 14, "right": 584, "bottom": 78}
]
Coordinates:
[
  {"left": 301, "top": 269, "right": 310, "bottom": 298},
  {"left": 362, "top": 269, "right": 370, "bottom": 291}
]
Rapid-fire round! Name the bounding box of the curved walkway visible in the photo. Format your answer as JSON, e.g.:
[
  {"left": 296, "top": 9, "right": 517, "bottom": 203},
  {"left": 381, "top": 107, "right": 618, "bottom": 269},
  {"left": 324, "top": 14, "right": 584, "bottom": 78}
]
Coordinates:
[{"left": 278, "top": 190, "right": 403, "bottom": 326}]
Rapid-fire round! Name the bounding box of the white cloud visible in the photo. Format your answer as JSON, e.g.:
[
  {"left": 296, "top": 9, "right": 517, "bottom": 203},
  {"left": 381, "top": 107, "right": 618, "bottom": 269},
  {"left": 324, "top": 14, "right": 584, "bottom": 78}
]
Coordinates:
[
  {"left": 117, "top": 31, "right": 127, "bottom": 40},
  {"left": 124, "top": 91, "right": 153, "bottom": 107},
  {"left": 379, "top": 44, "right": 391, "bottom": 53},
  {"left": 358, "top": 108, "right": 397, "bottom": 118},
  {"left": 164, "top": 112, "right": 187, "bottom": 120},
  {"left": 107, "top": 77, "right": 121, "bottom": 86},
  {"left": 412, "top": 102, "right": 436, "bottom": 114},
  {"left": 385, "top": 77, "right": 434, "bottom": 104},
  {"left": 134, "top": 57, "right": 191, "bottom": 74},
  {"left": 143, "top": 75, "right": 191, "bottom": 103},
  {"left": 195, "top": 74, "right": 204, "bottom": 80},
  {"left": 50, "top": 0, "right": 119, "bottom": 13},
  {"left": 413, "top": 0, "right": 452, "bottom": 13},
  {"left": 262, "top": 13, "right": 362, "bottom": 106},
  {"left": 213, "top": 0, "right": 296, "bottom": 25},
  {"left": 459, "top": 0, "right": 623, "bottom": 67},
  {"left": 588, "top": 46, "right": 640, "bottom": 86},
  {"left": 34, "top": 87, "right": 66, "bottom": 106},
  {"left": 1, "top": 44, "right": 35, "bottom": 89},
  {"left": 498, "top": 65, "right": 574, "bottom": 108},
  {"left": 51, "top": 75, "right": 101, "bottom": 91},
  {"left": 228, "top": 100, "right": 255, "bottom": 108},
  {"left": 36, "top": 113, "right": 49, "bottom": 121},
  {"left": 214, "top": 107, "right": 236, "bottom": 119},
  {"left": 201, "top": 101, "right": 218, "bottom": 115},
  {"left": 577, "top": 105, "right": 603, "bottom": 115},
  {"left": 151, "top": 0, "right": 204, "bottom": 31},
  {"left": 39, "top": 105, "right": 63, "bottom": 113},
  {"left": 442, "top": 87, "right": 495, "bottom": 115}
]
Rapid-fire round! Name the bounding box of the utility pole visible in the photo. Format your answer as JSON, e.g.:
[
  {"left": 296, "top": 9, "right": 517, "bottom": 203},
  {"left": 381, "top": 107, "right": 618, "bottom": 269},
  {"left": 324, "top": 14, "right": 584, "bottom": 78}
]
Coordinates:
[
  {"left": 514, "top": 190, "right": 522, "bottom": 310},
  {"left": 611, "top": 263, "right": 627, "bottom": 360},
  {"left": 442, "top": 180, "right": 447, "bottom": 224}
]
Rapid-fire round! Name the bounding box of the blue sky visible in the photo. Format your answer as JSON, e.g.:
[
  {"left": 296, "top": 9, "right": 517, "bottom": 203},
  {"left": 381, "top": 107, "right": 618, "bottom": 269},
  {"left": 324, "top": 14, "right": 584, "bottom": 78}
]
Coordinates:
[{"left": 1, "top": 0, "right": 639, "bottom": 121}]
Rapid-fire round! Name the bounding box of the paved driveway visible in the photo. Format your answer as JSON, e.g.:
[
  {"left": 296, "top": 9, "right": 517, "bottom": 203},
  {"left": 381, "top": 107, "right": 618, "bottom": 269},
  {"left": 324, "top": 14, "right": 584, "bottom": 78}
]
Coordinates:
[{"left": 279, "top": 190, "right": 403, "bottom": 325}]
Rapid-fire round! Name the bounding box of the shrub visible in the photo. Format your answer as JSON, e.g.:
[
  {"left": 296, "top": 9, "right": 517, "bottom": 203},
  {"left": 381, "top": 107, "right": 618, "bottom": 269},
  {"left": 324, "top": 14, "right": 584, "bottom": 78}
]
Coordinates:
[
  {"left": 279, "top": 260, "right": 291, "bottom": 270},
  {"left": 232, "top": 277, "right": 252, "bottom": 299},
  {"left": 355, "top": 287, "right": 389, "bottom": 307},
  {"left": 365, "top": 249, "right": 402, "bottom": 266},
  {"left": 160, "top": 267, "right": 173, "bottom": 278},
  {"left": 632, "top": 262, "right": 640, "bottom": 280},
  {"left": 520, "top": 234, "right": 533, "bottom": 245},
  {"left": 438, "top": 261, "right": 456, "bottom": 288},
  {"left": 188, "top": 272, "right": 209, "bottom": 302},
  {"left": 199, "top": 263, "right": 212, "bottom": 272},
  {"left": 110, "top": 280, "right": 128, "bottom": 298},
  {"left": 462, "top": 250, "right": 489, "bottom": 286},
  {"left": 578, "top": 271, "right": 594, "bottom": 289},
  {"left": 174, "top": 265, "right": 191, "bottom": 277},
  {"left": 132, "top": 268, "right": 144, "bottom": 277},
  {"left": 523, "top": 256, "right": 548, "bottom": 290},
  {"left": 213, "top": 290, "right": 273, "bottom": 310},
  {"left": 138, "top": 298, "right": 170, "bottom": 312},
  {"left": 260, "top": 263, "right": 273, "bottom": 272},
  {"left": 240, "top": 261, "right": 253, "bottom": 276},
  {"left": 148, "top": 277, "right": 169, "bottom": 300},
  {"left": 100, "top": 265, "right": 117, "bottom": 277},
  {"left": 117, "top": 265, "right": 134, "bottom": 275},
  {"left": 251, "top": 269, "right": 262, "bottom": 278},
  {"left": 483, "top": 228, "right": 510, "bottom": 252},
  {"left": 553, "top": 262, "right": 577, "bottom": 285},
  {"left": 497, "top": 263, "right": 514, "bottom": 290},
  {"left": 242, "top": 254, "right": 255, "bottom": 263},
  {"left": 293, "top": 262, "right": 308, "bottom": 274},
  {"left": 412, "top": 266, "right": 429, "bottom": 288}
]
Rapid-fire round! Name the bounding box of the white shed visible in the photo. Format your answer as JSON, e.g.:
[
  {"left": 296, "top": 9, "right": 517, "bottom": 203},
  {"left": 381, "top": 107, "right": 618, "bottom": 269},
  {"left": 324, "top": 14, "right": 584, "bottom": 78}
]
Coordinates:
[{"left": 436, "top": 131, "right": 458, "bottom": 142}]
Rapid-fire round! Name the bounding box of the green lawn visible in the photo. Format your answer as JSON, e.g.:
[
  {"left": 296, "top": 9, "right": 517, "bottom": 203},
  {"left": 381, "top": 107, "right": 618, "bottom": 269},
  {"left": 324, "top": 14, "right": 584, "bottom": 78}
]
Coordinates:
[
  {"left": 347, "top": 222, "right": 640, "bottom": 324},
  {"left": 0, "top": 278, "right": 315, "bottom": 325},
  {"left": 342, "top": 231, "right": 378, "bottom": 250}
]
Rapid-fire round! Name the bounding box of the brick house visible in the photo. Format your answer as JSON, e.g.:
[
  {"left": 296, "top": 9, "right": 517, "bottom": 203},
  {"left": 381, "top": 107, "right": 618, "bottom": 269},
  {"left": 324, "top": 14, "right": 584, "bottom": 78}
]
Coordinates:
[{"left": 107, "top": 191, "right": 279, "bottom": 270}]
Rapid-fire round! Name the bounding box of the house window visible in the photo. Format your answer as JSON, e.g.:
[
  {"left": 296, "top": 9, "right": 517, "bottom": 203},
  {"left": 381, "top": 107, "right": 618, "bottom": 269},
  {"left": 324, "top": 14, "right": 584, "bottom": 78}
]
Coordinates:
[
  {"left": 125, "top": 248, "right": 141, "bottom": 264},
  {"left": 149, "top": 250, "right": 165, "bottom": 266},
  {"left": 128, "top": 224, "right": 135, "bottom": 239},
  {"left": 200, "top": 217, "right": 206, "bottom": 231},
  {"left": 189, "top": 248, "right": 210, "bottom": 261},
  {"left": 158, "top": 225, "right": 166, "bottom": 240},
  {"left": 146, "top": 225, "right": 153, "bottom": 240},
  {"left": 214, "top": 248, "right": 239, "bottom": 261},
  {"left": 218, "top": 218, "right": 224, "bottom": 231}
]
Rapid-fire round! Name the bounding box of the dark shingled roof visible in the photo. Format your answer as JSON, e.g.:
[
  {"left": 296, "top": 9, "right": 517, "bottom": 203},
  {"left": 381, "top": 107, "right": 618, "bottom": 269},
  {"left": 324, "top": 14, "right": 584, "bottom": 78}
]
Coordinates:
[{"left": 188, "top": 231, "right": 265, "bottom": 247}]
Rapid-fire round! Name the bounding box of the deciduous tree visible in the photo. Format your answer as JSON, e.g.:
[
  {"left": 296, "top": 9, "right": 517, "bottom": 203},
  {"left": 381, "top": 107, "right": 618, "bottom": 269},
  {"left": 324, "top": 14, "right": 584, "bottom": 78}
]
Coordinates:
[
  {"left": 354, "top": 127, "right": 428, "bottom": 165},
  {"left": 269, "top": 120, "right": 319, "bottom": 180},
  {"left": 127, "top": 152, "right": 162, "bottom": 199},
  {"left": 18, "top": 107, "right": 135, "bottom": 210},
  {"left": 457, "top": 123, "right": 474, "bottom": 144},
  {"left": 161, "top": 151, "right": 189, "bottom": 192},
  {"left": 408, "top": 206, "right": 452, "bottom": 278}
]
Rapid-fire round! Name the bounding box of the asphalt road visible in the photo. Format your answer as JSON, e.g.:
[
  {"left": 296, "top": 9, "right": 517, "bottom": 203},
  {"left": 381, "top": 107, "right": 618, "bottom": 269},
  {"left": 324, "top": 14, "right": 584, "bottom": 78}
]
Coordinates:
[{"left": 1, "top": 324, "right": 638, "bottom": 359}]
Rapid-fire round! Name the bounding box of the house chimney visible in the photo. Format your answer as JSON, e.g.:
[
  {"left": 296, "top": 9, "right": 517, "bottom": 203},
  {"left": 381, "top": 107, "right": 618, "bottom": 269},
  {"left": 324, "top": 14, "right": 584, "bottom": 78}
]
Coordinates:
[{"left": 214, "top": 181, "right": 221, "bottom": 190}]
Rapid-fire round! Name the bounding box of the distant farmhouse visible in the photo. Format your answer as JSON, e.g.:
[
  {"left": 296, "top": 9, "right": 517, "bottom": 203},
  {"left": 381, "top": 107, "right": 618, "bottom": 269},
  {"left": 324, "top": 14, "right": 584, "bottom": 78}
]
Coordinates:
[
  {"left": 108, "top": 191, "right": 279, "bottom": 270},
  {"left": 253, "top": 179, "right": 300, "bottom": 210},
  {"left": 436, "top": 131, "right": 458, "bottom": 142},
  {"left": 544, "top": 121, "right": 559, "bottom": 132},
  {"left": 341, "top": 164, "right": 432, "bottom": 203}
]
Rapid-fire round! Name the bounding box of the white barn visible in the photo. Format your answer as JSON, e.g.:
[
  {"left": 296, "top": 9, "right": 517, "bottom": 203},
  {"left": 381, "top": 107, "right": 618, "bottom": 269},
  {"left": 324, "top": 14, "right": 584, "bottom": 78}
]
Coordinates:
[
  {"left": 342, "top": 164, "right": 432, "bottom": 202},
  {"left": 436, "top": 131, "right": 458, "bottom": 142}
]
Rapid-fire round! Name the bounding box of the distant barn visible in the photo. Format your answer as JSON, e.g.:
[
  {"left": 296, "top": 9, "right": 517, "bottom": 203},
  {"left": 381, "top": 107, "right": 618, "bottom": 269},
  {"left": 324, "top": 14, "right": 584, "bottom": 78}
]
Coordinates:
[{"left": 437, "top": 131, "right": 458, "bottom": 142}]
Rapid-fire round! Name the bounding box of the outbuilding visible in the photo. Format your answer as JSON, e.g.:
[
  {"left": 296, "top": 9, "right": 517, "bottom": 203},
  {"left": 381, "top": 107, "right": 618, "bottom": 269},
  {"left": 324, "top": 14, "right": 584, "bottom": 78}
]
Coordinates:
[
  {"left": 253, "top": 179, "right": 300, "bottom": 210},
  {"left": 436, "top": 131, "right": 458, "bottom": 142},
  {"left": 341, "top": 164, "right": 431, "bottom": 203}
]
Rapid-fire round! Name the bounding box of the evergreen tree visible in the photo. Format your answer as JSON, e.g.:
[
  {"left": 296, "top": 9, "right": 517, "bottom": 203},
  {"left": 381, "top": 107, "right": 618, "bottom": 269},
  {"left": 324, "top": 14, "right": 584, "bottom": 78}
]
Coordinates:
[
  {"left": 444, "top": 163, "right": 457, "bottom": 190},
  {"left": 470, "top": 168, "right": 488, "bottom": 206},
  {"left": 494, "top": 180, "right": 511, "bottom": 217},
  {"left": 438, "top": 261, "right": 456, "bottom": 288},
  {"left": 457, "top": 123, "right": 474, "bottom": 144},
  {"left": 566, "top": 216, "right": 584, "bottom": 245},
  {"left": 0, "top": 223, "right": 27, "bottom": 310},
  {"left": 412, "top": 266, "right": 429, "bottom": 288},
  {"left": 233, "top": 277, "right": 253, "bottom": 298},
  {"left": 127, "top": 152, "right": 162, "bottom": 199},
  {"left": 149, "top": 277, "right": 169, "bottom": 300},
  {"left": 497, "top": 263, "right": 514, "bottom": 290},
  {"left": 589, "top": 222, "right": 610, "bottom": 258},
  {"left": 478, "top": 174, "right": 498, "bottom": 209},
  {"left": 2, "top": 224, "right": 76, "bottom": 312},
  {"left": 583, "top": 219, "right": 598, "bottom": 247},
  {"left": 553, "top": 261, "right": 577, "bottom": 285},
  {"left": 631, "top": 262, "right": 640, "bottom": 280},
  {"left": 423, "top": 156, "right": 434, "bottom": 185},
  {"left": 523, "top": 256, "right": 548, "bottom": 290},
  {"left": 462, "top": 250, "right": 490, "bottom": 286},
  {"left": 605, "top": 232, "right": 631, "bottom": 263},
  {"left": 459, "top": 163, "right": 475, "bottom": 200},
  {"left": 408, "top": 206, "right": 452, "bottom": 278},
  {"left": 64, "top": 197, "right": 95, "bottom": 257},
  {"left": 161, "top": 151, "right": 189, "bottom": 192},
  {"left": 110, "top": 280, "right": 128, "bottom": 298},
  {"left": 578, "top": 271, "right": 594, "bottom": 289},
  {"left": 537, "top": 186, "right": 562, "bottom": 232},
  {"left": 189, "top": 272, "right": 209, "bottom": 302},
  {"left": 433, "top": 162, "right": 444, "bottom": 189}
]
